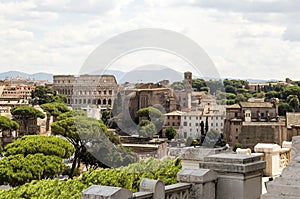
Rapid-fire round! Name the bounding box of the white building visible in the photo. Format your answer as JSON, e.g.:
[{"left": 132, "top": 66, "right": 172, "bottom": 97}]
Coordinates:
[
  {"left": 203, "top": 105, "right": 225, "bottom": 134},
  {"left": 178, "top": 105, "right": 225, "bottom": 139}
]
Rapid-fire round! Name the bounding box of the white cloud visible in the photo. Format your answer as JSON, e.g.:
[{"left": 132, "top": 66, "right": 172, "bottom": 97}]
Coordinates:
[
  {"left": 0, "top": 0, "right": 300, "bottom": 81},
  {"left": 283, "top": 25, "right": 300, "bottom": 42}
]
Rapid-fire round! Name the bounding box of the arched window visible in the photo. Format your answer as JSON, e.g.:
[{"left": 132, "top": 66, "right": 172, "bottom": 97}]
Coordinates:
[
  {"left": 108, "top": 99, "right": 112, "bottom": 105},
  {"left": 103, "top": 99, "right": 107, "bottom": 105},
  {"left": 98, "top": 99, "right": 101, "bottom": 104}
]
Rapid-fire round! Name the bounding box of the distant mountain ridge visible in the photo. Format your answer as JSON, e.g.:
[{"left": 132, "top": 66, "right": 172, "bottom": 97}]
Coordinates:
[
  {"left": 0, "top": 70, "right": 279, "bottom": 84},
  {"left": 0, "top": 71, "right": 53, "bottom": 82}
]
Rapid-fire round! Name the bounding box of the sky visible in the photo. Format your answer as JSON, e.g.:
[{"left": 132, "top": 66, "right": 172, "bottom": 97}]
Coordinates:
[{"left": 1, "top": 0, "right": 300, "bottom": 80}]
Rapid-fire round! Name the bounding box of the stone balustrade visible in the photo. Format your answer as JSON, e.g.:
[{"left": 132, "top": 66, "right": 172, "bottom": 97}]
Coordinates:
[
  {"left": 279, "top": 148, "right": 291, "bottom": 169},
  {"left": 199, "top": 153, "right": 266, "bottom": 199},
  {"left": 261, "top": 136, "right": 300, "bottom": 199},
  {"left": 81, "top": 168, "right": 217, "bottom": 199},
  {"left": 81, "top": 154, "right": 266, "bottom": 199},
  {"left": 168, "top": 147, "right": 223, "bottom": 169},
  {"left": 254, "top": 143, "right": 292, "bottom": 176},
  {"left": 165, "top": 183, "right": 191, "bottom": 199}
]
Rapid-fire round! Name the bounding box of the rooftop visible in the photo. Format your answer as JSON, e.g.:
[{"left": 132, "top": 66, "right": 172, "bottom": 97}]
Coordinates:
[{"left": 240, "top": 102, "right": 274, "bottom": 108}]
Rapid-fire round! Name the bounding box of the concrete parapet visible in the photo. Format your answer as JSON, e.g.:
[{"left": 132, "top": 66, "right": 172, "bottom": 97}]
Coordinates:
[
  {"left": 139, "top": 178, "right": 164, "bottom": 199},
  {"left": 254, "top": 143, "right": 281, "bottom": 176},
  {"left": 177, "top": 168, "right": 217, "bottom": 199},
  {"left": 81, "top": 185, "right": 132, "bottom": 199},
  {"left": 200, "top": 154, "right": 265, "bottom": 199},
  {"left": 282, "top": 141, "right": 292, "bottom": 149},
  {"left": 261, "top": 136, "right": 300, "bottom": 199},
  {"left": 168, "top": 147, "right": 223, "bottom": 169}
]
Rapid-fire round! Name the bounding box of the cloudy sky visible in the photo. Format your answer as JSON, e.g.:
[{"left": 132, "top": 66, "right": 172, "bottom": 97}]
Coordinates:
[{"left": 1, "top": 0, "right": 300, "bottom": 80}]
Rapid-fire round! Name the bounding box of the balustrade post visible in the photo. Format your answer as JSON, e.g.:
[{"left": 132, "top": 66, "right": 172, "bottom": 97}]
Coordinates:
[
  {"left": 81, "top": 185, "right": 132, "bottom": 199},
  {"left": 177, "top": 168, "right": 217, "bottom": 199},
  {"left": 254, "top": 143, "right": 281, "bottom": 176},
  {"left": 200, "top": 154, "right": 265, "bottom": 199}
]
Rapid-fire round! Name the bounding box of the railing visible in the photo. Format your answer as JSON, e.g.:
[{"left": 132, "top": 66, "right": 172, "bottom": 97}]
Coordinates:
[
  {"left": 279, "top": 148, "right": 291, "bottom": 169},
  {"left": 132, "top": 183, "right": 191, "bottom": 199},
  {"left": 133, "top": 192, "right": 153, "bottom": 199},
  {"left": 165, "top": 183, "right": 191, "bottom": 199}
]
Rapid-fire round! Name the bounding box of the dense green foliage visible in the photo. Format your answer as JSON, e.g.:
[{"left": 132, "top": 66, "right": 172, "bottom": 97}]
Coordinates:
[
  {"left": 41, "top": 102, "right": 69, "bottom": 118},
  {"left": 165, "top": 126, "right": 177, "bottom": 140},
  {"left": 233, "top": 143, "right": 243, "bottom": 152},
  {"left": 0, "top": 116, "right": 19, "bottom": 132},
  {"left": 11, "top": 106, "right": 45, "bottom": 135},
  {"left": 31, "top": 86, "right": 66, "bottom": 105},
  {"left": 0, "top": 158, "right": 181, "bottom": 198},
  {"left": 51, "top": 111, "right": 136, "bottom": 177},
  {"left": 170, "top": 81, "right": 184, "bottom": 91},
  {"left": 4, "top": 135, "right": 74, "bottom": 158},
  {"left": 136, "top": 107, "right": 163, "bottom": 137},
  {"left": 192, "top": 78, "right": 300, "bottom": 115},
  {"left": 136, "top": 107, "right": 162, "bottom": 119},
  {"left": 11, "top": 106, "right": 45, "bottom": 119},
  {"left": 0, "top": 135, "right": 74, "bottom": 187},
  {"left": 0, "top": 154, "right": 64, "bottom": 187},
  {"left": 138, "top": 121, "right": 156, "bottom": 138}
]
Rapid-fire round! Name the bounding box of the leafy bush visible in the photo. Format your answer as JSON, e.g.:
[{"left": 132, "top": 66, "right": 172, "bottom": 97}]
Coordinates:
[
  {"left": 0, "top": 158, "right": 181, "bottom": 198},
  {"left": 233, "top": 143, "right": 243, "bottom": 152}
]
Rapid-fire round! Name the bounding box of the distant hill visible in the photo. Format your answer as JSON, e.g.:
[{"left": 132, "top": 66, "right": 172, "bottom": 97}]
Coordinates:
[
  {"left": 0, "top": 71, "right": 53, "bottom": 82},
  {"left": 0, "top": 70, "right": 279, "bottom": 84},
  {"left": 91, "top": 65, "right": 183, "bottom": 83},
  {"left": 91, "top": 69, "right": 126, "bottom": 82}
]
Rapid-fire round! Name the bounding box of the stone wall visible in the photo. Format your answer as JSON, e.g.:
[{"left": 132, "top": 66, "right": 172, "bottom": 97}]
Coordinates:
[{"left": 239, "top": 124, "right": 285, "bottom": 150}]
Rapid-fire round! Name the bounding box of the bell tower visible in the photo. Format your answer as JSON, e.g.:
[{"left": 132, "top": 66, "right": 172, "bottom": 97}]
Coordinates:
[{"left": 184, "top": 71, "right": 192, "bottom": 86}]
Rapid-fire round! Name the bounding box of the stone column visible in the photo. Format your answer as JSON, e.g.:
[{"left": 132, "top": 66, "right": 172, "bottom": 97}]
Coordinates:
[
  {"left": 254, "top": 143, "right": 281, "bottom": 176},
  {"left": 177, "top": 168, "right": 217, "bottom": 199},
  {"left": 81, "top": 185, "right": 132, "bottom": 199},
  {"left": 200, "top": 154, "right": 265, "bottom": 199}
]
